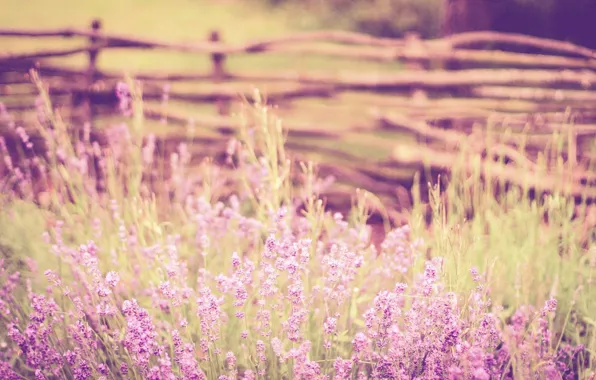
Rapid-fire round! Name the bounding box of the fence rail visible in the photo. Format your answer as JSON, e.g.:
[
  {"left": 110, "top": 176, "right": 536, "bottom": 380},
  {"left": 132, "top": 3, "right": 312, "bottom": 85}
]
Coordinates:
[{"left": 1, "top": 19, "right": 596, "bottom": 218}]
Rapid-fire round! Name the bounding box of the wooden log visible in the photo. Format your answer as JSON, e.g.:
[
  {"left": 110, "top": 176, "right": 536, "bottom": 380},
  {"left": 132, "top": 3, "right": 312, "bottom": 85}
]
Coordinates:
[
  {"left": 376, "top": 112, "right": 595, "bottom": 183},
  {"left": 420, "top": 48, "right": 596, "bottom": 70},
  {"left": 2, "top": 25, "right": 595, "bottom": 65},
  {"left": 55, "top": 68, "right": 596, "bottom": 92},
  {"left": 3, "top": 80, "right": 336, "bottom": 105},
  {"left": 391, "top": 144, "right": 596, "bottom": 201},
  {"left": 471, "top": 86, "right": 596, "bottom": 102},
  {"left": 316, "top": 69, "right": 596, "bottom": 90},
  {"left": 0, "top": 44, "right": 103, "bottom": 63},
  {"left": 4, "top": 40, "right": 595, "bottom": 71},
  {"left": 354, "top": 93, "right": 596, "bottom": 114},
  {"left": 141, "top": 106, "right": 342, "bottom": 140},
  {"left": 0, "top": 27, "right": 407, "bottom": 48},
  {"left": 13, "top": 62, "right": 596, "bottom": 95},
  {"left": 1, "top": 64, "right": 88, "bottom": 80},
  {"left": 314, "top": 163, "right": 400, "bottom": 195},
  {"left": 374, "top": 110, "right": 540, "bottom": 150},
  {"left": 74, "top": 68, "right": 595, "bottom": 91},
  {"left": 403, "top": 33, "right": 429, "bottom": 101},
  {"left": 3, "top": 26, "right": 594, "bottom": 57},
  {"left": 84, "top": 82, "right": 334, "bottom": 103},
  {"left": 446, "top": 31, "right": 596, "bottom": 60},
  {"left": 367, "top": 106, "right": 596, "bottom": 128}
]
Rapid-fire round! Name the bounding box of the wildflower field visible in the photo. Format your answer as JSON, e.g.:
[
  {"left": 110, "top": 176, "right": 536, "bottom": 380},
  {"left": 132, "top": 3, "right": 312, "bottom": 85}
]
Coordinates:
[{"left": 0, "top": 66, "right": 595, "bottom": 380}]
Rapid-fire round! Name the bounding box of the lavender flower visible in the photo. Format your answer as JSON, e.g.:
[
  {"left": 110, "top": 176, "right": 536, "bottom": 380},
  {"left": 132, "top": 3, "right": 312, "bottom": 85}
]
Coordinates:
[
  {"left": 115, "top": 82, "right": 132, "bottom": 117},
  {"left": 122, "top": 299, "right": 159, "bottom": 374}
]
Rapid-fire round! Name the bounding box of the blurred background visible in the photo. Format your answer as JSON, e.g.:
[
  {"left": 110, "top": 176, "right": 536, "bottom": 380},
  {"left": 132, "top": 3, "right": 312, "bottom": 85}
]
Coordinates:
[
  {"left": 1, "top": 0, "right": 596, "bottom": 219},
  {"left": 2, "top": 0, "right": 596, "bottom": 61}
]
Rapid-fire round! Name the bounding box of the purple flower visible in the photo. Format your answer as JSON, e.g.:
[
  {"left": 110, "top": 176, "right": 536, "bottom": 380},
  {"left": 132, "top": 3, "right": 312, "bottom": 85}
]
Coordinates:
[
  {"left": 73, "top": 359, "right": 92, "bottom": 380},
  {"left": 264, "top": 235, "right": 277, "bottom": 258},
  {"left": 122, "top": 299, "right": 159, "bottom": 374},
  {"left": 64, "top": 350, "right": 77, "bottom": 366},
  {"left": 324, "top": 317, "right": 338, "bottom": 335},
  {"left": 115, "top": 82, "right": 132, "bottom": 117},
  {"left": 333, "top": 357, "right": 353, "bottom": 379},
  {"left": 470, "top": 267, "right": 481, "bottom": 282},
  {"left": 226, "top": 351, "right": 238, "bottom": 379},
  {"left": 105, "top": 271, "right": 120, "bottom": 287},
  {"left": 97, "top": 364, "right": 109, "bottom": 376},
  {"left": 242, "top": 369, "right": 255, "bottom": 380},
  {"left": 196, "top": 286, "right": 223, "bottom": 342},
  {"left": 120, "top": 362, "right": 129, "bottom": 375},
  {"left": 171, "top": 330, "right": 206, "bottom": 379},
  {"left": 271, "top": 338, "right": 284, "bottom": 359},
  {"left": 256, "top": 340, "right": 267, "bottom": 368},
  {"left": 545, "top": 298, "right": 558, "bottom": 314},
  {"left": 35, "top": 369, "right": 45, "bottom": 380},
  {"left": 0, "top": 361, "right": 20, "bottom": 380},
  {"left": 232, "top": 252, "right": 241, "bottom": 268},
  {"left": 352, "top": 332, "right": 369, "bottom": 354}
]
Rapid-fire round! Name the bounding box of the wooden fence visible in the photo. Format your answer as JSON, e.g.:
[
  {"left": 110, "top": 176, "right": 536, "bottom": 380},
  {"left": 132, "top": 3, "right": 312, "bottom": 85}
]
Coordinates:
[{"left": 1, "top": 19, "right": 596, "bottom": 221}]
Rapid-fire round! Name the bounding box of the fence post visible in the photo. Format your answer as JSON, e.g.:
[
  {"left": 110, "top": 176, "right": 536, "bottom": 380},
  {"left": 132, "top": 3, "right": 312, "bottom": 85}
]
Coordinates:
[
  {"left": 209, "top": 30, "right": 229, "bottom": 116},
  {"left": 403, "top": 32, "right": 428, "bottom": 103},
  {"left": 82, "top": 18, "right": 102, "bottom": 127},
  {"left": 403, "top": 33, "right": 429, "bottom": 142}
]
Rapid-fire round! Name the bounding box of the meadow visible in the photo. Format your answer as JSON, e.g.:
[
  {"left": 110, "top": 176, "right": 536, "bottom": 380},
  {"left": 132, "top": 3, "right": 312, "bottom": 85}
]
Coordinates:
[
  {"left": 0, "top": 72, "right": 595, "bottom": 379},
  {"left": 1, "top": 1, "right": 596, "bottom": 379}
]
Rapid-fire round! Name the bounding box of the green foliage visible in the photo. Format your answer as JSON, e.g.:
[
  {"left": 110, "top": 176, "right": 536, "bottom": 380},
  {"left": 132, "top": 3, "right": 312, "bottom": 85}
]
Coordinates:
[
  {"left": 341, "top": 0, "right": 443, "bottom": 38},
  {"left": 263, "top": 0, "right": 444, "bottom": 38},
  {"left": 261, "top": 0, "right": 595, "bottom": 48}
]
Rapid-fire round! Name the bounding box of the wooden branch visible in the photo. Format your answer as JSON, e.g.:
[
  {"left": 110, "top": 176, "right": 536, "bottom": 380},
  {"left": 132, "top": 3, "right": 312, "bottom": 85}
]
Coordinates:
[
  {"left": 374, "top": 111, "right": 553, "bottom": 151},
  {"left": 445, "top": 31, "right": 596, "bottom": 60},
  {"left": 417, "top": 48, "right": 596, "bottom": 70},
  {"left": 375, "top": 111, "right": 595, "bottom": 183},
  {"left": 106, "top": 71, "right": 213, "bottom": 82},
  {"left": 0, "top": 27, "right": 406, "bottom": 48},
  {"left": 141, "top": 106, "right": 341, "bottom": 140},
  {"left": 285, "top": 141, "right": 372, "bottom": 163},
  {"left": 3, "top": 78, "right": 335, "bottom": 104},
  {"left": 14, "top": 62, "right": 596, "bottom": 97},
  {"left": 471, "top": 86, "right": 596, "bottom": 102},
  {"left": 2, "top": 25, "right": 595, "bottom": 58},
  {"left": 76, "top": 68, "right": 594, "bottom": 92},
  {"left": 329, "top": 69, "right": 596, "bottom": 90},
  {"left": 9, "top": 70, "right": 596, "bottom": 110},
  {"left": 5, "top": 42, "right": 595, "bottom": 73},
  {"left": 0, "top": 28, "right": 87, "bottom": 38},
  {"left": 0, "top": 44, "right": 103, "bottom": 62},
  {"left": 175, "top": 68, "right": 596, "bottom": 91},
  {"left": 2, "top": 63, "right": 212, "bottom": 82},
  {"left": 139, "top": 83, "right": 336, "bottom": 103},
  {"left": 3, "top": 26, "right": 596, "bottom": 71},
  {"left": 372, "top": 107, "right": 587, "bottom": 126},
  {"left": 374, "top": 111, "right": 465, "bottom": 146},
  {"left": 2, "top": 28, "right": 384, "bottom": 55},
  {"left": 356, "top": 94, "right": 596, "bottom": 114},
  {"left": 391, "top": 144, "right": 596, "bottom": 200},
  {"left": 315, "top": 163, "right": 399, "bottom": 195},
  {"left": 47, "top": 80, "right": 336, "bottom": 103}
]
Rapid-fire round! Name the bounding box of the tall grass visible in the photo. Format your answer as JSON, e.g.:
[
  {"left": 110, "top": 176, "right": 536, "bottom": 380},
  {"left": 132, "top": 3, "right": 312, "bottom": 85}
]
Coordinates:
[{"left": 0, "top": 72, "right": 594, "bottom": 379}]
